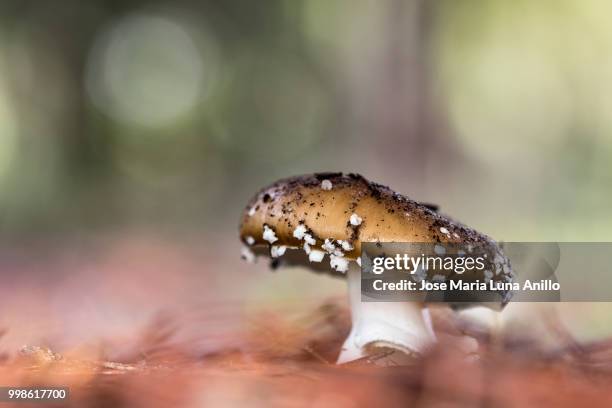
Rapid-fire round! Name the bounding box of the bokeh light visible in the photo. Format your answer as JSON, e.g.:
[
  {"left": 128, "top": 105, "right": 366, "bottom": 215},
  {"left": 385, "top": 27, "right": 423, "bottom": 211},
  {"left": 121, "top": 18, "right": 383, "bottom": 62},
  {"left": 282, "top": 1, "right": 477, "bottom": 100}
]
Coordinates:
[
  {"left": 436, "top": 0, "right": 612, "bottom": 162},
  {"left": 86, "top": 13, "right": 212, "bottom": 128}
]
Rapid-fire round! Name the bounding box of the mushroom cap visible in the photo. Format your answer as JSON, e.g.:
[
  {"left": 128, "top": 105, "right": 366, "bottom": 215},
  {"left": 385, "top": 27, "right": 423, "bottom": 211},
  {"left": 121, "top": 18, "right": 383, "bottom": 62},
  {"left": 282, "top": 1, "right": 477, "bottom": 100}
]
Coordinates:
[
  {"left": 239, "top": 172, "right": 513, "bottom": 297},
  {"left": 241, "top": 172, "right": 497, "bottom": 253}
]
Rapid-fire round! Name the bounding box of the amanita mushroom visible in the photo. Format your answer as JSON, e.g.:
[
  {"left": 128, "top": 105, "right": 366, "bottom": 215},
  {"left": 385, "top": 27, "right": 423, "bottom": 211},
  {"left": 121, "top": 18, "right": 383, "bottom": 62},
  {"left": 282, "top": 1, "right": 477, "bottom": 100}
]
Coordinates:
[{"left": 239, "top": 172, "right": 512, "bottom": 364}]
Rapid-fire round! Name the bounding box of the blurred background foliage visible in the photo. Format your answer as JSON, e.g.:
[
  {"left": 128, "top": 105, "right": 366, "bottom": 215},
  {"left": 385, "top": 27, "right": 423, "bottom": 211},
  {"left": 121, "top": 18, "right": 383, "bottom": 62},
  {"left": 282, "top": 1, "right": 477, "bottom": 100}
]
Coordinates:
[
  {"left": 1, "top": 0, "right": 612, "bottom": 353},
  {"left": 0, "top": 0, "right": 611, "bottom": 240}
]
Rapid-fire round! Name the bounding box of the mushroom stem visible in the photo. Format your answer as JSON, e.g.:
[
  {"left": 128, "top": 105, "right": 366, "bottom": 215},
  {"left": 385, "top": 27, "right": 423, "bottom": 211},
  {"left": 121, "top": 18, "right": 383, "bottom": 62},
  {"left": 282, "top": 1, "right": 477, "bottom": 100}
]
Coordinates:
[{"left": 337, "top": 265, "right": 437, "bottom": 364}]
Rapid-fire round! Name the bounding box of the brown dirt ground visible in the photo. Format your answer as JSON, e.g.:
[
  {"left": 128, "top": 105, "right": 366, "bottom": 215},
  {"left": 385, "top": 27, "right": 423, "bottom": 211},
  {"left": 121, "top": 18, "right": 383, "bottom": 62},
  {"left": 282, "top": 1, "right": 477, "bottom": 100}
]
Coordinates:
[{"left": 1, "top": 300, "right": 612, "bottom": 407}]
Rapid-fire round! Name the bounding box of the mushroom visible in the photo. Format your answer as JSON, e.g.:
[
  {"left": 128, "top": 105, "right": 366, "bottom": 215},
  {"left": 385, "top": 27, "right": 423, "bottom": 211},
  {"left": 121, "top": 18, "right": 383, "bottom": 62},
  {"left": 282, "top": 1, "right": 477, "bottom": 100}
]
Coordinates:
[{"left": 239, "top": 172, "right": 513, "bottom": 364}]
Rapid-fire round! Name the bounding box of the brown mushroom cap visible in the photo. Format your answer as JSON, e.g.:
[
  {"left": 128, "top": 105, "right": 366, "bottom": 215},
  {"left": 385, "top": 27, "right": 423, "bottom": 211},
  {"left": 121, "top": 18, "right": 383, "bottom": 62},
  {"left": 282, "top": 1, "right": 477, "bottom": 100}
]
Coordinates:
[
  {"left": 240, "top": 172, "right": 514, "bottom": 304},
  {"left": 241, "top": 173, "right": 500, "bottom": 254}
]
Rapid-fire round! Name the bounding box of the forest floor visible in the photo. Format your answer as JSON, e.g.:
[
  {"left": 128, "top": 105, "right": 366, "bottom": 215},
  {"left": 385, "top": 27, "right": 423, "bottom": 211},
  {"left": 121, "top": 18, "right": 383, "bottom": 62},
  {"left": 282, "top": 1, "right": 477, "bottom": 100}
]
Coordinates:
[{"left": 1, "top": 299, "right": 612, "bottom": 407}]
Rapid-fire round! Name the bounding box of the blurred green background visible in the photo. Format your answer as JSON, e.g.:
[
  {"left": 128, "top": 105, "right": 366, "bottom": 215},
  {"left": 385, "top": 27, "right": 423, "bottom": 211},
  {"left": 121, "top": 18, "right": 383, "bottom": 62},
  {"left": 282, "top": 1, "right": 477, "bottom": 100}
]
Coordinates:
[
  {"left": 1, "top": 0, "right": 612, "bottom": 351},
  {"left": 1, "top": 0, "right": 611, "bottom": 240}
]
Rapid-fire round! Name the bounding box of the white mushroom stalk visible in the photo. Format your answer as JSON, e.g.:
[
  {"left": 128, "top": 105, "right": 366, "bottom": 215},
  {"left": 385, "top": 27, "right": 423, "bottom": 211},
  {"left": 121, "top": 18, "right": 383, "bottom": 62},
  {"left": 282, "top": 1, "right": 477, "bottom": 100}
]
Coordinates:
[{"left": 337, "top": 264, "right": 436, "bottom": 364}]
